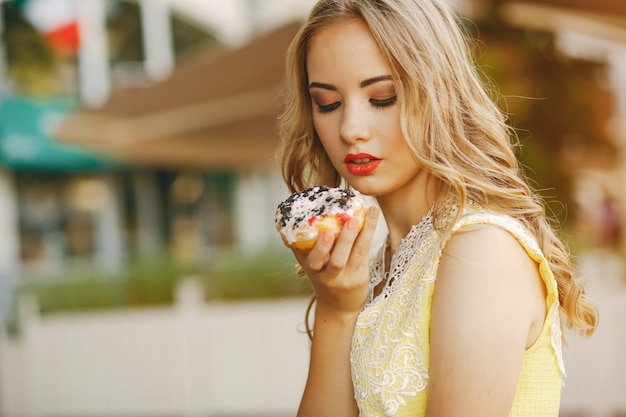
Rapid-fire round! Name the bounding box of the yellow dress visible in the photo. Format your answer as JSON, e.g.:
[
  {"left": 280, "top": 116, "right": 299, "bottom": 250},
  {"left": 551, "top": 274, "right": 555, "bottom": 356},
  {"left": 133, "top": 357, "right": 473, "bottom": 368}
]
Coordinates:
[{"left": 351, "top": 204, "right": 565, "bottom": 417}]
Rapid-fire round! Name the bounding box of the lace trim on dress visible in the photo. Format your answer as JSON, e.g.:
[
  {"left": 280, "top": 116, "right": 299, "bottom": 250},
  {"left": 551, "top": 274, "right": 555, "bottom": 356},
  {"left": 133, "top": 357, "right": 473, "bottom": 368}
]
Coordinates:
[
  {"left": 366, "top": 208, "right": 434, "bottom": 306},
  {"left": 551, "top": 308, "right": 567, "bottom": 379},
  {"left": 353, "top": 208, "right": 438, "bottom": 417}
]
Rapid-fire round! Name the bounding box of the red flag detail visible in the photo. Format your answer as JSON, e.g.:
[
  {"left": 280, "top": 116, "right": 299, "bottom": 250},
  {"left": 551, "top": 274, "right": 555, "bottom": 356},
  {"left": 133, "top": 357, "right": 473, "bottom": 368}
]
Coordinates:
[{"left": 44, "top": 21, "right": 80, "bottom": 57}]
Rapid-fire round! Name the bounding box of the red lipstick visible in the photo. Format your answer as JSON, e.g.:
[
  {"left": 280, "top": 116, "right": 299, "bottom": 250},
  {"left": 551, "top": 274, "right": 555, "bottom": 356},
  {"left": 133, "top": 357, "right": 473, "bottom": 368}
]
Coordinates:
[{"left": 344, "top": 153, "right": 382, "bottom": 175}]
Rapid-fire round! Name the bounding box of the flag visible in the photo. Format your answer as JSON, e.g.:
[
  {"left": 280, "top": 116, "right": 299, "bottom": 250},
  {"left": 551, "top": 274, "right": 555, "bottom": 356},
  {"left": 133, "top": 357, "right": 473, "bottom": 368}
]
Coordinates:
[{"left": 22, "top": 0, "right": 80, "bottom": 57}]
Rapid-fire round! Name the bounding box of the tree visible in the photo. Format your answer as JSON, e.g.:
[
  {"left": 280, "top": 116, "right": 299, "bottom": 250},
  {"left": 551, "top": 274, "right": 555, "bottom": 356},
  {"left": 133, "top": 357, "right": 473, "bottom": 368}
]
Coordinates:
[{"left": 468, "top": 6, "right": 616, "bottom": 226}]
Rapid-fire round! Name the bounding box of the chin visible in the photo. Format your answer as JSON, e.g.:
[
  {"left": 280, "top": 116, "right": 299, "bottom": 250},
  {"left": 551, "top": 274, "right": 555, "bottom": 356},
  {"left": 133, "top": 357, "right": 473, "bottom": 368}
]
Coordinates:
[{"left": 345, "top": 181, "right": 386, "bottom": 198}]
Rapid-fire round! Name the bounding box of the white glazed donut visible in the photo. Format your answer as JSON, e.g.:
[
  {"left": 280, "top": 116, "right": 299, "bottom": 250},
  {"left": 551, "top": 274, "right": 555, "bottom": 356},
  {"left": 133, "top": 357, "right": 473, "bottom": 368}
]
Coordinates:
[{"left": 275, "top": 186, "right": 366, "bottom": 250}]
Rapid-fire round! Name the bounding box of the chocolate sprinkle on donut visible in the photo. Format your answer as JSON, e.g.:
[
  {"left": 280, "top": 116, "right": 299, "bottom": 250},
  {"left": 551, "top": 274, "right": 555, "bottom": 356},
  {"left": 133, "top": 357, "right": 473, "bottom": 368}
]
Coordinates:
[{"left": 274, "top": 186, "right": 364, "bottom": 239}]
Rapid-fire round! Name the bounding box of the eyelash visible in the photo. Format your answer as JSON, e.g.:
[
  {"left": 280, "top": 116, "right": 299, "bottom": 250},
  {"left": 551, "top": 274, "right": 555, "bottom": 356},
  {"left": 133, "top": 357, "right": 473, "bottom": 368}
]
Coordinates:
[
  {"left": 316, "top": 102, "right": 341, "bottom": 114},
  {"left": 315, "top": 96, "right": 397, "bottom": 114},
  {"left": 371, "top": 96, "right": 397, "bottom": 108}
]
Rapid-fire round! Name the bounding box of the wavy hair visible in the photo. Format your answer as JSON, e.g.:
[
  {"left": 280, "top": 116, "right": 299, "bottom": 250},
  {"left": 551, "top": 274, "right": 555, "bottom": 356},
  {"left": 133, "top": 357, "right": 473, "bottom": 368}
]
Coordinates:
[{"left": 275, "top": 0, "right": 598, "bottom": 336}]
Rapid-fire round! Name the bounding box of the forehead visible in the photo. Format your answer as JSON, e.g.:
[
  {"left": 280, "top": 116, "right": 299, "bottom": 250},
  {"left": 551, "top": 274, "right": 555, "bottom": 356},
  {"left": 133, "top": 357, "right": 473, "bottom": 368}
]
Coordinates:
[{"left": 306, "top": 19, "right": 392, "bottom": 81}]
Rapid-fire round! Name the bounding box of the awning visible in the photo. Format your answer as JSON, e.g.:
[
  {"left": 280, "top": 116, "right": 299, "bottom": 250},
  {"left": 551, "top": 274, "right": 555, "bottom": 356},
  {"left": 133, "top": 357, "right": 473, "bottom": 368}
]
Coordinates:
[
  {"left": 55, "top": 21, "right": 302, "bottom": 171},
  {"left": 0, "top": 96, "right": 120, "bottom": 172}
]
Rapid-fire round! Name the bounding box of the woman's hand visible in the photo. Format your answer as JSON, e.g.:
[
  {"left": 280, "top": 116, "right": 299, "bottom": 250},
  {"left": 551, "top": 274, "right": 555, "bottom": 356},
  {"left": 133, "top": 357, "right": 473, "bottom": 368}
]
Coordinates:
[
  {"left": 294, "top": 205, "right": 379, "bottom": 417},
  {"left": 293, "top": 206, "right": 380, "bottom": 316}
]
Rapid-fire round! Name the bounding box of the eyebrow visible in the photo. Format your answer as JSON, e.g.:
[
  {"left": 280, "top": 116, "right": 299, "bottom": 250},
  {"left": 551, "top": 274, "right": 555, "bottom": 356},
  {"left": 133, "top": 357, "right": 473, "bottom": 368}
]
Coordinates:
[
  {"left": 308, "top": 82, "right": 336, "bottom": 91},
  {"left": 308, "top": 75, "right": 393, "bottom": 90},
  {"left": 359, "top": 75, "right": 393, "bottom": 88}
]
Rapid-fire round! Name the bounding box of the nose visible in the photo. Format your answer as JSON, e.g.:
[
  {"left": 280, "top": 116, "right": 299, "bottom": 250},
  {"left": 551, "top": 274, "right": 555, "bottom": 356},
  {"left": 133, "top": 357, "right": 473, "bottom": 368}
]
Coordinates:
[{"left": 339, "top": 102, "right": 370, "bottom": 144}]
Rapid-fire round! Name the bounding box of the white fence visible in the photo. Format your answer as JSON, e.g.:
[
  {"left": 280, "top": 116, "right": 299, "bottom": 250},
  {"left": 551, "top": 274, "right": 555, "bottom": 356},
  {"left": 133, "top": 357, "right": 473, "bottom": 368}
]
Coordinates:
[
  {"left": 0, "top": 280, "right": 311, "bottom": 417},
  {"left": 1, "top": 253, "right": 625, "bottom": 417}
]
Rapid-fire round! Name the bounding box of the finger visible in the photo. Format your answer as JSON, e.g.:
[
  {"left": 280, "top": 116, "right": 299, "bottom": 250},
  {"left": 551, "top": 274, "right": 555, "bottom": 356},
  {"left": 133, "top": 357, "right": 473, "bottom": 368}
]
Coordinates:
[
  {"left": 293, "top": 231, "right": 335, "bottom": 273},
  {"left": 358, "top": 206, "right": 380, "bottom": 244},
  {"left": 325, "top": 215, "right": 361, "bottom": 272},
  {"left": 347, "top": 206, "right": 380, "bottom": 269}
]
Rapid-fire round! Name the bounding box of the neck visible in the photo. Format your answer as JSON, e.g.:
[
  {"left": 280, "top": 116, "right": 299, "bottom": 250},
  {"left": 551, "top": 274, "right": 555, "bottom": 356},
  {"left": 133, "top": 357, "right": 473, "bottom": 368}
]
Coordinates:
[{"left": 377, "top": 172, "right": 440, "bottom": 254}]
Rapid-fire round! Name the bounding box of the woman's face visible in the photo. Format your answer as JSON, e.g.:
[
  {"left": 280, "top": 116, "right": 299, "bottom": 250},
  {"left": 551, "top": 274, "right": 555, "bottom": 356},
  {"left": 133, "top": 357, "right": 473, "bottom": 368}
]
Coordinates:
[{"left": 306, "top": 19, "right": 423, "bottom": 198}]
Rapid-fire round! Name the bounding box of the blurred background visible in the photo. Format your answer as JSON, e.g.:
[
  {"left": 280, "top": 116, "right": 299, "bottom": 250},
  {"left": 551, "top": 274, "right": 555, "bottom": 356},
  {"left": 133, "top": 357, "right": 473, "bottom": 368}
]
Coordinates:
[{"left": 0, "top": 0, "right": 623, "bottom": 416}]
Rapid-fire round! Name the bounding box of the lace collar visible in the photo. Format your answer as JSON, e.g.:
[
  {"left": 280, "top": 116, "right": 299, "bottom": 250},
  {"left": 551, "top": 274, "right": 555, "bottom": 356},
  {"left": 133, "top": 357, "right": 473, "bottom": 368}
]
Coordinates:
[{"left": 367, "top": 207, "right": 435, "bottom": 305}]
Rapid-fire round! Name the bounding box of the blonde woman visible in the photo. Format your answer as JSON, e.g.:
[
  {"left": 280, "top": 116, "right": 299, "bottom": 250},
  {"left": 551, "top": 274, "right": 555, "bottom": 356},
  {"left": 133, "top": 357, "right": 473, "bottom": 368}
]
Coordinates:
[{"left": 275, "top": 0, "right": 598, "bottom": 416}]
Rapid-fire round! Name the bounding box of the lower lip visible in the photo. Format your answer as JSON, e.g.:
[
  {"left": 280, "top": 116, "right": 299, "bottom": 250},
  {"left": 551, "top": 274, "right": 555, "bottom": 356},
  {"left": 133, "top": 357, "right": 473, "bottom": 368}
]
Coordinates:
[{"left": 346, "top": 160, "right": 382, "bottom": 175}]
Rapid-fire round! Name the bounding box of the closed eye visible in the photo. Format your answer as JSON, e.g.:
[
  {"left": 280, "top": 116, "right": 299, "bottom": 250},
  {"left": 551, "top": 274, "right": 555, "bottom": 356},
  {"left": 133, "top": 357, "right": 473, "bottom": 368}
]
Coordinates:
[
  {"left": 370, "top": 96, "right": 397, "bottom": 108},
  {"left": 316, "top": 101, "right": 341, "bottom": 114}
]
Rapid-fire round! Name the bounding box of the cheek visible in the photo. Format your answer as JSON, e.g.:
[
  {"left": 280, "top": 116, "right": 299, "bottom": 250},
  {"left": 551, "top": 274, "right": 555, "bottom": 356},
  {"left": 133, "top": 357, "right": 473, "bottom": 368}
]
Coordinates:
[
  {"left": 312, "top": 117, "right": 335, "bottom": 148},
  {"left": 377, "top": 110, "right": 404, "bottom": 143},
  {"left": 386, "top": 107, "right": 403, "bottom": 132},
  {"left": 314, "top": 127, "right": 343, "bottom": 166},
  {"left": 312, "top": 119, "right": 329, "bottom": 147},
  {"left": 317, "top": 135, "right": 338, "bottom": 161},
  {"left": 386, "top": 116, "right": 416, "bottom": 161}
]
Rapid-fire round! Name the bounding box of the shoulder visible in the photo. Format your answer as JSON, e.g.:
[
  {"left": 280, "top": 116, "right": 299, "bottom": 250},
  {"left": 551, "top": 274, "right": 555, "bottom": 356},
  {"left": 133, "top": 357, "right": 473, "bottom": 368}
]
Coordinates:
[
  {"left": 437, "top": 220, "right": 540, "bottom": 293},
  {"left": 427, "top": 220, "right": 547, "bottom": 416},
  {"left": 432, "top": 216, "right": 548, "bottom": 349},
  {"left": 445, "top": 221, "right": 531, "bottom": 263},
  {"left": 442, "top": 206, "right": 542, "bottom": 263}
]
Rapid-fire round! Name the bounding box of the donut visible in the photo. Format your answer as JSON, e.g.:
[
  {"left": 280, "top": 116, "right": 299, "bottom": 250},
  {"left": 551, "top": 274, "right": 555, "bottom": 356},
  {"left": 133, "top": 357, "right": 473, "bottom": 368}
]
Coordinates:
[{"left": 275, "top": 186, "right": 366, "bottom": 250}]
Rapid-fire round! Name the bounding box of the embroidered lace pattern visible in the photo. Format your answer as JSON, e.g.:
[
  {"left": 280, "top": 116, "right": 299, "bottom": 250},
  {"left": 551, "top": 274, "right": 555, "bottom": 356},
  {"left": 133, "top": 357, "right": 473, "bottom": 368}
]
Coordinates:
[
  {"left": 352, "top": 208, "right": 440, "bottom": 417},
  {"left": 366, "top": 208, "right": 434, "bottom": 305},
  {"left": 351, "top": 204, "right": 566, "bottom": 417}
]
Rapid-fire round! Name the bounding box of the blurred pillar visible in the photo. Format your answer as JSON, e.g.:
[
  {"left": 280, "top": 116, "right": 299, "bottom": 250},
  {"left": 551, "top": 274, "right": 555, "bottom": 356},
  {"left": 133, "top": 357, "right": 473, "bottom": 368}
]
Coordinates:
[
  {"left": 133, "top": 171, "right": 164, "bottom": 256},
  {"left": 609, "top": 51, "right": 626, "bottom": 256},
  {"left": 140, "top": 0, "right": 174, "bottom": 81},
  {"left": 244, "top": 0, "right": 260, "bottom": 34},
  {"left": 93, "top": 173, "right": 126, "bottom": 275},
  {"left": 76, "top": 0, "right": 110, "bottom": 107},
  {"left": 234, "top": 170, "right": 287, "bottom": 252},
  {"left": 0, "top": 169, "right": 19, "bottom": 319}
]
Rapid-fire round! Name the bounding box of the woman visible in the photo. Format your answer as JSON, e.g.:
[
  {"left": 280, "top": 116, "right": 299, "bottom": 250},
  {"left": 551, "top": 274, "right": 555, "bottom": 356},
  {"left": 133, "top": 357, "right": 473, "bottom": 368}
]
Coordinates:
[{"left": 275, "top": 0, "right": 598, "bottom": 416}]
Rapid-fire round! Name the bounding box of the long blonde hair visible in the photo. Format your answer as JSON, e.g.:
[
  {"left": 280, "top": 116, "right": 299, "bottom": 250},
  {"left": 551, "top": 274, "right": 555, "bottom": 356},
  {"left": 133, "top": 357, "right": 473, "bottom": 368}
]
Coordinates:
[{"left": 276, "top": 0, "right": 598, "bottom": 336}]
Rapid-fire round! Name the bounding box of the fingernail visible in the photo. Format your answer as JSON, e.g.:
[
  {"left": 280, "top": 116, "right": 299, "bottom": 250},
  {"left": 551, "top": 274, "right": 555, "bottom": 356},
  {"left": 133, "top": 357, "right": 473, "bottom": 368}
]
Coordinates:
[
  {"left": 348, "top": 217, "right": 358, "bottom": 230},
  {"left": 322, "top": 232, "right": 333, "bottom": 243},
  {"left": 369, "top": 206, "right": 379, "bottom": 219}
]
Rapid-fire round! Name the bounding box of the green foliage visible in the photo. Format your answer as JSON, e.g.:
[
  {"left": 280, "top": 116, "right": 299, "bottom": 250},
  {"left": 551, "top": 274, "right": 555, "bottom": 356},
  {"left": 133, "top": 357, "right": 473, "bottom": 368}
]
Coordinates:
[
  {"left": 12, "top": 254, "right": 192, "bottom": 315},
  {"left": 2, "top": 3, "right": 63, "bottom": 96},
  {"left": 205, "top": 249, "right": 310, "bottom": 300},
  {"left": 171, "top": 13, "right": 218, "bottom": 58},
  {"left": 106, "top": 0, "right": 218, "bottom": 63},
  {"left": 7, "top": 248, "right": 308, "bottom": 333},
  {"left": 2, "top": 0, "right": 218, "bottom": 96}
]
